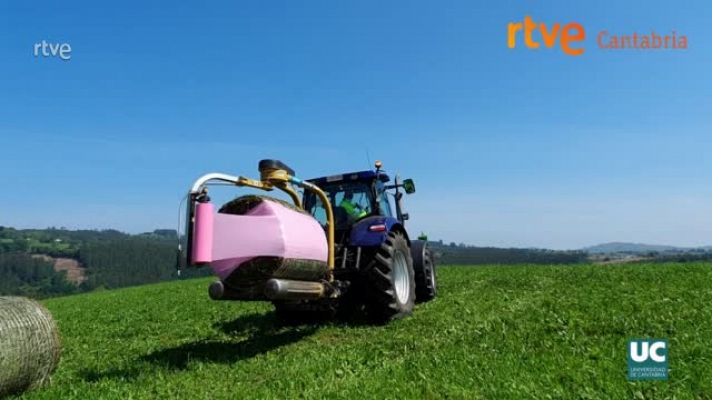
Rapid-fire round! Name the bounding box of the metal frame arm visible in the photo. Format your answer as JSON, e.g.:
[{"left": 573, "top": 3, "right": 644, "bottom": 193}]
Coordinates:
[{"left": 189, "top": 173, "right": 244, "bottom": 193}]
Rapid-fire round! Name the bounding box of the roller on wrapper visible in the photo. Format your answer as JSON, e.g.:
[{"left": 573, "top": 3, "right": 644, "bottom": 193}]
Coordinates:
[
  {"left": 0, "top": 297, "right": 61, "bottom": 397},
  {"left": 179, "top": 159, "right": 339, "bottom": 302}
]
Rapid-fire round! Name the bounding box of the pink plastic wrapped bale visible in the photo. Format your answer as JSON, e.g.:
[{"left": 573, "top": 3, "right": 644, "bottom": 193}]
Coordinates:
[{"left": 192, "top": 195, "right": 329, "bottom": 299}]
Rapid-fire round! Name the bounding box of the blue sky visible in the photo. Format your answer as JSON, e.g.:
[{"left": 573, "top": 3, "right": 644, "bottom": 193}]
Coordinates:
[{"left": 0, "top": 1, "right": 710, "bottom": 249}]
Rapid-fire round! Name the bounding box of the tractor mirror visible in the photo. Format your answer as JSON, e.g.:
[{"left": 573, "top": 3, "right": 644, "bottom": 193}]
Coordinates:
[{"left": 403, "top": 179, "right": 416, "bottom": 194}]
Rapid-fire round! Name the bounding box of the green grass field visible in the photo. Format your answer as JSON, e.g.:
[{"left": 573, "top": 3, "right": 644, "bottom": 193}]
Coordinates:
[{"left": 14, "top": 263, "right": 712, "bottom": 399}]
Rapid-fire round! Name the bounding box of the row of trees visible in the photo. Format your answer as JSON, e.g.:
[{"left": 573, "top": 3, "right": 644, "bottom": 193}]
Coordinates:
[
  {"left": 10, "top": 226, "right": 705, "bottom": 298},
  {"left": 0, "top": 253, "right": 76, "bottom": 297},
  {"left": 0, "top": 228, "right": 209, "bottom": 298},
  {"left": 78, "top": 237, "right": 209, "bottom": 290},
  {"left": 430, "top": 243, "right": 588, "bottom": 265}
]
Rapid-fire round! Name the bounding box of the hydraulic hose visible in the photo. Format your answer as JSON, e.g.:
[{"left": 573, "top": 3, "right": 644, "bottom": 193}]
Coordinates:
[{"left": 290, "top": 177, "right": 335, "bottom": 276}]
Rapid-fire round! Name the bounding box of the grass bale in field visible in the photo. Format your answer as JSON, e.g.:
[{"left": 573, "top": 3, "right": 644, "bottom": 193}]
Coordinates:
[
  {"left": 216, "top": 195, "right": 330, "bottom": 299},
  {"left": 0, "top": 296, "right": 61, "bottom": 397}
]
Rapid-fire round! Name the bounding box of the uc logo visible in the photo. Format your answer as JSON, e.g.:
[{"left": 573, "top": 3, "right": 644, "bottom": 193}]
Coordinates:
[
  {"left": 629, "top": 340, "right": 666, "bottom": 363},
  {"left": 627, "top": 339, "right": 668, "bottom": 380}
]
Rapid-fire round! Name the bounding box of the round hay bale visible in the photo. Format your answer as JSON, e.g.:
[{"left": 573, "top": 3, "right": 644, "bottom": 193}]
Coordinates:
[
  {"left": 218, "top": 194, "right": 308, "bottom": 215},
  {"left": 0, "top": 297, "right": 61, "bottom": 397},
  {"left": 217, "top": 195, "right": 329, "bottom": 299}
]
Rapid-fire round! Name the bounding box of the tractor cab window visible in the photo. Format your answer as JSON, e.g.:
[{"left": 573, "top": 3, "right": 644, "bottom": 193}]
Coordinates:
[
  {"left": 376, "top": 181, "right": 393, "bottom": 217},
  {"left": 305, "top": 182, "right": 373, "bottom": 228},
  {"left": 310, "top": 197, "right": 328, "bottom": 226}
]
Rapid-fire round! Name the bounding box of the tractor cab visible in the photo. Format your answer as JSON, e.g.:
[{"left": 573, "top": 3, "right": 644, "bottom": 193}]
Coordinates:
[
  {"left": 303, "top": 163, "right": 416, "bottom": 246},
  {"left": 304, "top": 170, "right": 390, "bottom": 227}
]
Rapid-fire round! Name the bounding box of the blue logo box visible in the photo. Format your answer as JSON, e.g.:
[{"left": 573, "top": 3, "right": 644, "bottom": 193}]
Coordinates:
[{"left": 627, "top": 339, "right": 668, "bottom": 381}]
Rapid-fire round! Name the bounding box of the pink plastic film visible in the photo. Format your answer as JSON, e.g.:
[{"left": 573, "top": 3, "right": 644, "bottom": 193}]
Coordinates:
[{"left": 191, "top": 202, "right": 214, "bottom": 264}]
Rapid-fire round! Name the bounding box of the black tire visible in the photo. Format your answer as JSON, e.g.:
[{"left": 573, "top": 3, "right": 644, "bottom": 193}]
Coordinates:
[
  {"left": 412, "top": 241, "right": 437, "bottom": 302},
  {"left": 364, "top": 231, "right": 416, "bottom": 323}
]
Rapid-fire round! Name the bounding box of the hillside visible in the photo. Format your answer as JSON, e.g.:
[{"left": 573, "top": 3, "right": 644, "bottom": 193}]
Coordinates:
[
  {"left": 430, "top": 242, "right": 587, "bottom": 264},
  {"left": 0, "top": 227, "right": 588, "bottom": 298},
  {"left": 584, "top": 242, "right": 687, "bottom": 254},
  {"left": 15, "top": 263, "right": 712, "bottom": 399},
  {"left": 31, "top": 255, "right": 86, "bottom": 284},
  {"left": 0, "top": 227, "right": 210, "bottom": 298}
]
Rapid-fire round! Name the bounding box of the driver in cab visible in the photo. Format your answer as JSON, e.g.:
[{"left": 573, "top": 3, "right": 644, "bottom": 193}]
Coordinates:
[{"left": 340, "top": 190, "right": 368, "bottom": 219}]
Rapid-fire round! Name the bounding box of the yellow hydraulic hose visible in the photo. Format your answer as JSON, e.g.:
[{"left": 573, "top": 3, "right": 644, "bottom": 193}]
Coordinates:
[
  {"left": 276, "top": 183, "right": 302, "bottom": 209},
  {"left": 299, "top": 181, "right": 335, "bottom": 275},
  {"left": 260, "top": 168, "right": 335, "bottom": 278}
]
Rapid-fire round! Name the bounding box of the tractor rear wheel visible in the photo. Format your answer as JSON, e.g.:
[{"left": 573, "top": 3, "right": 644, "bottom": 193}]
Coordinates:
[{"left": 364, "top": 231, "right": 416, "bottom": 323}]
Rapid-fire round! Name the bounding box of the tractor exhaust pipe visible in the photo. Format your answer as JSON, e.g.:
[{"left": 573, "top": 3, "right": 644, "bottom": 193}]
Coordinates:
[
  {"left": 264, "top": 278, "right": 326, "bottom": 301},
  {"left": 209, "top": 279, "right": 330, "bottom": 301}
]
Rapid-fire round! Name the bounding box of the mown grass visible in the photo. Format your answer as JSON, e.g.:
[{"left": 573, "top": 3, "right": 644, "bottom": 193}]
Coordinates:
[{"left": 13, "top": 263, "right": 712, "bottom": 399}]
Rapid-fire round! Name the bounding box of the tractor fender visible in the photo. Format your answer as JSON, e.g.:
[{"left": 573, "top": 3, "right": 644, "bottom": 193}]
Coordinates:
[{"left": 349, "top": 216, "right": 409, "bottom": 247}]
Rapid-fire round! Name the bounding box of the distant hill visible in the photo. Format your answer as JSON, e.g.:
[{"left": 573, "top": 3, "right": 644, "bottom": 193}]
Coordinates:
[
  {"left": 429, "top": 241, "right": 587, "bottom": 265},
  {"left": 4, "top": 225, "right": 711, "bottom": 298},
  {"left": 0, "top": 227, "right": 208, "bottom": 298},
  {"left": 584, "top": 242, "right": 691, "bottom": 254}
]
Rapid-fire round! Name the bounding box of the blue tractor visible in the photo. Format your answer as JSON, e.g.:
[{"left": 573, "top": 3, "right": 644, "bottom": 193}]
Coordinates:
[
  {"left": 277, "top": 160, "right": 438, "bottom": 322},
  {"left": 181, "top": 159, "right": 436, "bottom": 324}
]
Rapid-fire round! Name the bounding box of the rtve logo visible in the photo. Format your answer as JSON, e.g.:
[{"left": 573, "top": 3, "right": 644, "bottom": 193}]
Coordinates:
[
  {"left": 508, "top": 16, "right": 688, "bottom": 56},
  {"left": 507, "top": 16, "right": 585, "bottom": 56}
]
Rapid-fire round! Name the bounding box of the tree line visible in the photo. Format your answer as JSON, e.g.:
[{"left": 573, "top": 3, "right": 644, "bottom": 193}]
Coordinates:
[
  {"left": 0, "top": 253, "right": 76, "bottom": 297},
  {"left": 3, "top": 226, "right": 671, "bottom": 299},
  {"left": 0, "top": 227, "right": 209, "bottom": 298},
  {"left": 430, "top": 241, "right": 588, "bottom": 265}
]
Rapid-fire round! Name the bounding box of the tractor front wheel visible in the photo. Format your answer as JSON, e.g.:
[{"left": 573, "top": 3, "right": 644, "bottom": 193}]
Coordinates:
[
  {"left": 365, "top": 231, "right": 416, "bottom": 323},
  {"left": 412, "top": 241, "right": 437, "bottom": 302}
]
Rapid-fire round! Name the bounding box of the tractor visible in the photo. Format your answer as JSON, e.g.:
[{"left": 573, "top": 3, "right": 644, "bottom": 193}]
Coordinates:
[{"left": 180, "top": 159, "right": 437, "bottom": 323}]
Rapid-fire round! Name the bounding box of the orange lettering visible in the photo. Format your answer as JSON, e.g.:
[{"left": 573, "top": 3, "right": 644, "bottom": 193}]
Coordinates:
[
  {"left": 509, "top": 17, "right": 587, "bottom": 56},
  {"left": 540, "top": 23, "right": 561, "bottom": 48},
  {"left": 508, "top": 22, "right": 523, "bottom": 48},
  {"left": 524, "top": 16, "right": 540, "bottom": 48},
  {"left": 561, "top": 22, "right": 585, "bottom": 56}
]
